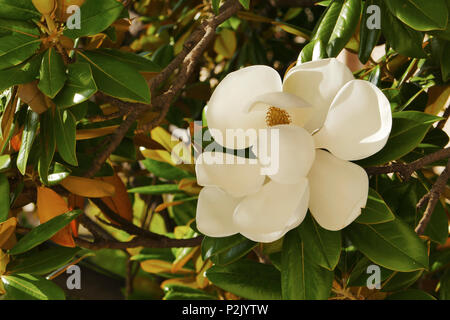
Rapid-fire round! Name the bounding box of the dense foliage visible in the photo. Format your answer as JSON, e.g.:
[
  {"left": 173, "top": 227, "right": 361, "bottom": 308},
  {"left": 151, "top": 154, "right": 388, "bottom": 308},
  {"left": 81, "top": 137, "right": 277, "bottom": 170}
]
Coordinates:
[{"left": 0, "top": 0, "right": 449, "bottom": 300}]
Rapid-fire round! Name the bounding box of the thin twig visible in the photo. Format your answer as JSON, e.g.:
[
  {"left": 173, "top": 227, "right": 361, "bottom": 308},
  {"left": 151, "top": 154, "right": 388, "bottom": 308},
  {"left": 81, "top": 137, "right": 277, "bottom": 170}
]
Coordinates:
[{"left": 415, "top": 159, "right": 450, "bottom": 235}]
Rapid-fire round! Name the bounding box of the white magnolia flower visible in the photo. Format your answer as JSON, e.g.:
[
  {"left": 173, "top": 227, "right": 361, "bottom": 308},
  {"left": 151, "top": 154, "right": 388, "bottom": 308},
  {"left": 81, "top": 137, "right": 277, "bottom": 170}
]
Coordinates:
[{"left": 195, "top": 58, "right": 392, "bottom": 243}]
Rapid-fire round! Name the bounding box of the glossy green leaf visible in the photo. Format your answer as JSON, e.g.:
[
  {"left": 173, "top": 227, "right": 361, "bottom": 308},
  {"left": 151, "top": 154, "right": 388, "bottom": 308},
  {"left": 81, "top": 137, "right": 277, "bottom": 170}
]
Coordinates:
[
  {"left": 297, "top": 213, "right": 341, "bottom": 270},
  {"left": 92, "top": 49, "right": 161, "bottom": 72},
  {"left": 385, "top": 0, "right": 448, "bottom": 32},
  {"left": 128, "top": 184, "right": 182, "bottom": 195},
  {"left": 64, "top": 0, "right": 124, "bottom": 38},
  {"left": 0, "top": 173, "right": 9, "bottom": 222},
  {"left": 347, "top": 257, "right": 392, "bottom": 287},
  {"left": 0, "top": 154, "right": 11, "bottom": 172},
  {"left": 382, "top": 270, "right": 423, "bottom": 292},
  {"left": 163, "top": 284, "right": 217, "bottom": 300},
  {"left": 38, "top": 109, "right": 56, "bottom": 186},
  {"left": 358, "top": 111, "right": 442, "bottom": 166},
  {"left": 206, "top": 260, "right": 282, "bottom": 300},
  {"left": 212, "top": 0, "right": 220, "bottom": 14},
  {"left": 0, "top": 0, "right": 40, "bottom": 21},
  {"left": 0, "top": 18, "right": 39, "bottom": 37},
  {"left": 380, "top": 2, "right": 425, "bottom": 58},
  {"left": 355, "top": 188, "right": 395, "bottom": 224},
  {"left": 53, "top": 62, "right": 97, "bottom": 108},
  {"left": 37, "top": 48, "right": 66, "bottom": 98},
  {"left": 46, "top": 163, "right": 71, "bottom": 186},
  {"left": 202, "top": 234, "right": 254, "bottom": 260},
  {"left": 9, "top": 210, "right": 82, "bottom": 255},
  {"left": 0, "top": 33, "right": 40, "bottom": 70},
  {"left": 54, "top": 108, "right": 78, "bottom": 166},
  {"left": 386, "top": 289, "right": 436, "bottom": 300},
  {"left": 358, "top": 0, "right": 382, "bottom": 64},
  {"left": 239, "top": 0, "right": 250, "bottom": 10},
  {"left": 326, "top": 0, "right": 361, "bottom": 57},
  {"left": 142, "top": 159, "right": 191, "bottom": 181},
  {"left": 78, "top": 51, "right": 151, "bottom": 103},
  {"left": 210, "top": 239, "right": 257, "bottom": 266},
  {"left": 346, "top": 218, "right": 429, "bottom": 272},
  {"left": 0, "top": 53, "right": 41, "bottom": 91},
  {"left": 281, "top": 229, "right": 333, "bottom": 299},
  {"left": 299, "top": 39, "right": 327, "bottom": 63},
  {"left": 16, "top": 108, "right": 39, "bottom": 175},
  {"left": 1, "top": 274, "right": 65, "bottom": 300},
  {"left": 7, "top": 247, "right": 84, "bottom": 275}
]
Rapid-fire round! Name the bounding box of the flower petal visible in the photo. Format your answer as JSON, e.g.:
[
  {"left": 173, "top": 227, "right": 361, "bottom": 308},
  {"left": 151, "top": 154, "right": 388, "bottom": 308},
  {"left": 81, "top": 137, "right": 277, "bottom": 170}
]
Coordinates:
[
  {"left": 308, "top": 150, "right": 369, "bottom": 231},
  {"left": 195, "top": 152, "right": 265, "bottom": 197},
  {"left": 283, "top": 58, "right": 354, "bottom": 132},
  {"left": 206, "top": 66, "right": 282, "bottom": 148},
  {"left": 313, "top": 80, "right": 392, "bottom": 161},
  {"left": 196, "top": 187, "right": 240, "bottom": 237},
  {"left": 233, "top": 178, "right": 309, "bottom": 242},
  {"left": 257, "top": 125, "right": 315, "bottom": 184}
]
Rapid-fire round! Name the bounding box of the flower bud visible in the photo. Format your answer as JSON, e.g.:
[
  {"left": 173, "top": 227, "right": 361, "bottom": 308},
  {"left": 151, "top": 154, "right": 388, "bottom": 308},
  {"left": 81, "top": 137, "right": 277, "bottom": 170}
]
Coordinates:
[{"left": 32, "top": 0, "right": 56, "bottom": 16}]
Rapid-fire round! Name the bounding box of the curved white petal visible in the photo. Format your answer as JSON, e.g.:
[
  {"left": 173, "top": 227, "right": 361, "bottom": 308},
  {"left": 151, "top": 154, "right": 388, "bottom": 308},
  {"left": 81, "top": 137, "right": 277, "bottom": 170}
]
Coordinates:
[
  {"left": 313, "top": 80, "right": 392, "bottom": 161},
  {"left": 196, "top": 187, "right": 240, "bottom": 237},
  {"left": 283, "top": 58, "right": 354, "bottom": 132},
  {"left": 257, "top": 125, "right": 315, "bottom": 184},
  {"left": 206, "top": 66, "right": 282, "bottom": 149},
  {"left": 308, "top": 150, "right": 369, "bottom": 231},
  {"left": 196, "top": 152, "right": 265, "bottom": 197},
  {"left": 233, "top": 178, "right": 309, "bottom": 243}
]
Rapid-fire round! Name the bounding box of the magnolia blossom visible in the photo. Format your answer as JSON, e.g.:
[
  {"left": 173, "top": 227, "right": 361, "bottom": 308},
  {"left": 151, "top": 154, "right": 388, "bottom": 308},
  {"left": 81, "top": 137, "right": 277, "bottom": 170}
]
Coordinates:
[{"left": 195, "top": 58, "right": 392, "bottom": 243}]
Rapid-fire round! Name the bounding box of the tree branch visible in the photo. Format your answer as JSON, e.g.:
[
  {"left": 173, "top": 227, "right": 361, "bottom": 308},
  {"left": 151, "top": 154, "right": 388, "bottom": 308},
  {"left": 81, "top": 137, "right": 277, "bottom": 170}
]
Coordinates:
[
  {"left": 365, "top": 147, "right": 450, "bottom": 179},
  {"left": 415, "top": 159, "right": 450, "bottom": 235}
]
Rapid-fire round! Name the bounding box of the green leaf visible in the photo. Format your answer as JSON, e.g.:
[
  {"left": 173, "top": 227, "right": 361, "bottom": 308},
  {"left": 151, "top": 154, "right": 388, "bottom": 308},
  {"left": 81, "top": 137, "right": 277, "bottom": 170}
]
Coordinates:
[
  {"left": 386, "top": 289, "right": 436, "bottom": 300},
  {"left": 358, "top": 0, "right": 382, "bottom": 64},
  {"left": 0, "top": 53, "right": 41, "bottom": 91},
  {"left": 297, "top": 213, "right": 341, "bottom": 270},
  {"left": 0, "top": 173, "right": 9, "bottom": 222},
  {"left": 142, "top": 159, "right": 191, "bottom": 181},
  {"left": 37, "top": 48, "right": 66, "bottom": 98},
  {"left": 0, "top": 0, "right": 40, "bottom": 21},
  {"left": 9, "top": 210, "right": 82, "bottom": 255},
  {"left": 382, "top": 270, "right": 423, "bottom": 292},
  {"left": 212, "top": 0, "right": 220, "bottom": 14},
  {"left": 358, "top": 111, "right": 442, "bottom": 166},
  {"left": 299, "top": 39, "right": 327, "bottom": 63},
  {"left": 311, "top": 0, "right": 344, "bottom": 44},
  {"left": 0, "top": 18, "right": 39, "bottom": 37},
  {"left": 380, "top": 2, "right": 425, "bottom": 58},
  {"left": 441, "top": 40, "right": 450, "bottom": 82},
  {"left": 7, "top": 247, "right": 84, "bottom": 275},
  {"left": 38, "top": 110, "right": 56, "bottom": 186},
  {"left": 54, "top": 62, "right": 97, "bottom": 108},
  {"left": 163, "top": 285, "right": 217, "bottom": 300},
  {"left": 347, "top": 257, "right": 393, "bottom": 287},
  {"left": 346, "top": 218, "right": 429, "bottom": 272},
  {"left": 385, "top": 0, "right": 448, "bottom": 32},
  {"left": 1, "top": 274, "right": 65, "bottom": 300},
  {"left": 439, "top": 269, "right": 450, "bottom": 300},
  {"left": 326, "top": 0, "right": 362, "bottom": 57},
  {"left": 54, "top": 108, "right": 78, "bottom": 166},
  {"left": 239, "top": 0, "right": 250, "bottom": 10},
  {"left": 281, "top": 229, "right": 333, "bottom": 300},
  {"left": 78, "top": 51, "right": 151, "bottom": 103},
  {"left": 16, "top": 108, "right": 39, "bottom": 175},
  {"left": 128, "top": 184, "right": 183, "bottom": 195},
  {"left": 0, "top": 33, "right": 41, "bottom": 70},
  {"left": 0, "top": 155, "right": 11, "bottom": 172},
  {"left": 64, "top": 0, "right": 124, "bottom": 39},
  {"left": 206, "top": 260, "right": 282, "bottom": 300},
  {"left": 46, "top": 163, "right": 71, "bottom": 186},
  {"left": 202, "top": 234, "right": 254, "bottom": 260},
  {"left": 355, "top": 188, "right": 395, "bottom": 224},
  {"left": 210, "top": 239, "right": 257, "bottom": 266},
  {"left": 92, "top": 49, "right": 161, "bottom": 72}
]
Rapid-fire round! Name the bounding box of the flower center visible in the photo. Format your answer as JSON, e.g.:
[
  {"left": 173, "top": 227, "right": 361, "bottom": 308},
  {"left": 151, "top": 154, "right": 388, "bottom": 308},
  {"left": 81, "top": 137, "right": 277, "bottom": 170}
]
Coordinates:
[{"left": 265, "top": 106, "right": 291, "bottom": 127}]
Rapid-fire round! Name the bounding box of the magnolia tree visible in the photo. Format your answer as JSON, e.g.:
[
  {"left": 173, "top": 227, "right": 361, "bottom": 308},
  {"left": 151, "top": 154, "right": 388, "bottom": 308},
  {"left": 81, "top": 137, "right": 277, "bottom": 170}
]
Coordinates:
[{"left": 0, "top": 0, "right": 448, "bottom": 301}]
